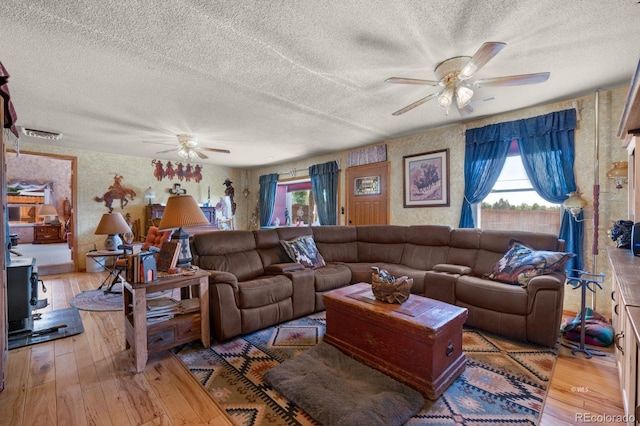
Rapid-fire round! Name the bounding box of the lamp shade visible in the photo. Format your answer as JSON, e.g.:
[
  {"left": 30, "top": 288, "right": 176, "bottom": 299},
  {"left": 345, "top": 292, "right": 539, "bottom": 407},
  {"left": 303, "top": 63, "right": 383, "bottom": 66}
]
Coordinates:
[
  {"left": 606, "top": 161, "right": 628, "bottom": 189},
  {"left": 37, "top": 203, "right": 58, "bottom": 217},
  {"left": 95, "top": 212, "right": 131, "bottom": 250},
  {"left": 95, "top": 212, "right": 131, "bottom": 235},
  {"left": 563, "top": 191, "right": 588, "bottom": 219},
  {"left": 158, "top": 194, "right": 209, "bottom": 231}
]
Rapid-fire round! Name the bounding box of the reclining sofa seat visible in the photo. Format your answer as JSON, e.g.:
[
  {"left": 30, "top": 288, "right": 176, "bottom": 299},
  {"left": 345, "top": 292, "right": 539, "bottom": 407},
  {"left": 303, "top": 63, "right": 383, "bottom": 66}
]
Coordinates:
[
  {"left": 192, "top": 225, "right": 566, "bottom": 347},
  {"left": 425, "top": 228, "right": 566, "bottom": 347},
  {"left": 191, "top": 230, "right": 313, "bottom": 341}
]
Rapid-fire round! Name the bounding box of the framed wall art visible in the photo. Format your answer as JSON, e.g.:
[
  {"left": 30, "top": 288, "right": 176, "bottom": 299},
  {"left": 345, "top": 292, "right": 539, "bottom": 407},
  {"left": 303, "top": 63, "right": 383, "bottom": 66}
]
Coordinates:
[
  {"left": 403, "top": 148, "right": 449, "bottom": 208},
  {"left": 354, "top": 175, "right": 381, "bottom": 196}
]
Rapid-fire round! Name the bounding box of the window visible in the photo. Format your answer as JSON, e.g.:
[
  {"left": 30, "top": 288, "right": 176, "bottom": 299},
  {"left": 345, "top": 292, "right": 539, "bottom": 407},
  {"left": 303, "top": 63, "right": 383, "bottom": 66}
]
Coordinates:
[
  {"left": 272, "top": 179, "right": 317, "bottom": 227},
  {"left": 479, "top": 141, "right": 562, "bottom": 233}
]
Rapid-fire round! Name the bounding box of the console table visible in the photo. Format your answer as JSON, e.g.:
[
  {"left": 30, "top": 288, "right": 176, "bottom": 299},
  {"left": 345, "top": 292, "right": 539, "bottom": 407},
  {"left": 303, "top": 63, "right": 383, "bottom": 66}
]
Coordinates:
[{"left": 123, "top": 269, "right": 210, "bottom": 372}]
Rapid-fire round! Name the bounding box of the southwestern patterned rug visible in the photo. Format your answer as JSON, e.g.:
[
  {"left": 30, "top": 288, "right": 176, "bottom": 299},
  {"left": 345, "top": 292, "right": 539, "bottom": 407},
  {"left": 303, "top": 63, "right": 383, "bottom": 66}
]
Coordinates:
[{"left": 176, "top": 312, "right": 557, "bottom": 425}]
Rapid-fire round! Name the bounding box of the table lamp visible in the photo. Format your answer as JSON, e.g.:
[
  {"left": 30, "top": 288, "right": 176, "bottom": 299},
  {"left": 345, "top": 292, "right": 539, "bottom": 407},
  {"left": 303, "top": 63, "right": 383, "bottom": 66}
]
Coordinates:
[
  {"left": 95, "top": 212, "right": 132, "bottom": 250},
  {"left": 37, "top": 203, "right": 58, "bottom": 224},
  {"left": 143, "top": 187, "right": 156, "bottom": 206},
  {"left": 158, "top": 194, "right": 209, "bottom": 267}
]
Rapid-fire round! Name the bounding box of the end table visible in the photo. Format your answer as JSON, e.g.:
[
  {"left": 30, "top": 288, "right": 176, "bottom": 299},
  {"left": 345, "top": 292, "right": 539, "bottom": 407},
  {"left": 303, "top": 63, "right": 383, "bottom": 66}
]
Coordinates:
[{"left": 123, "top": 269, "right": 210, "bottom": 372}]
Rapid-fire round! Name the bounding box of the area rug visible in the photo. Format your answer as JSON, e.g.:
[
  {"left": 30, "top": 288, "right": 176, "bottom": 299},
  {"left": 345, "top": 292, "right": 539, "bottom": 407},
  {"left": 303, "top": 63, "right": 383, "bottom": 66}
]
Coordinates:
[
  {"left": 70, "top": 283, "right": 174, "bottom": 311},
  {"left": 264, "top": 341, "right": 424, "bottom": 426},
  {"left": 177, "top": 312, "right": 557, "bottom": 425},
  {"left": 8, "top": 307, "right": 84, "bottom": 350},
  {"left": 70, "top": 283, "right": 124, "bottom": 311}
]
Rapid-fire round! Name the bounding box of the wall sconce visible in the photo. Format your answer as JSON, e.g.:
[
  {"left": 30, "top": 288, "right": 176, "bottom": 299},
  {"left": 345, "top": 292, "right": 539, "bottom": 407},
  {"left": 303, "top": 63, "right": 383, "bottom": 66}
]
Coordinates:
[
  {"left": 243, "top": 187, "right": 250, "bottom": 198},
  {"left": 563, "top": 191, "right": 589, "bottom": 220},
  {"left": 606, "top": 161, "right": 628, "bottom": 189}
]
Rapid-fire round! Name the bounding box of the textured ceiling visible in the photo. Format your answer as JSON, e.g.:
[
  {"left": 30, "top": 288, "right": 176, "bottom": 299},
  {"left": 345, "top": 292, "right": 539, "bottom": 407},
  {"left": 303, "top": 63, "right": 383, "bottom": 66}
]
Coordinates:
[{"left": 1, "top": 1, "right": 640, "bottom": 167}]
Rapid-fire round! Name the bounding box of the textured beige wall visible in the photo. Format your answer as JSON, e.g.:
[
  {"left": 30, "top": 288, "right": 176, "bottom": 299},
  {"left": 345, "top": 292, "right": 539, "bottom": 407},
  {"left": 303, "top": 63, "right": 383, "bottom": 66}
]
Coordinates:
[
  {"left": 249, "top": 87, "right": 630, "bottom": 318},
  {"left": 10, "top": 142, "right": 241, "bottom": 270}
]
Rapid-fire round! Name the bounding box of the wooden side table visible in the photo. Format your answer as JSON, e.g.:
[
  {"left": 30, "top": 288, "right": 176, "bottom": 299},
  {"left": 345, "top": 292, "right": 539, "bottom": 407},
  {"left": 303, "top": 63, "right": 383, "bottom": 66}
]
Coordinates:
[{"left": 123, "top": 270, "right": 210, "bottom": 373}]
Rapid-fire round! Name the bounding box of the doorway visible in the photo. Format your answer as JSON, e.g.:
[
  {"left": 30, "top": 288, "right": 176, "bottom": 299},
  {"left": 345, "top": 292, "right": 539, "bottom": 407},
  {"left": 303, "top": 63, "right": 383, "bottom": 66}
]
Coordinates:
[
  {"left": 6, "top": 150, "right": 77, "bottom": 273},
  {"left": 345, "top": 162, "right": 390, "bottom": 225}
]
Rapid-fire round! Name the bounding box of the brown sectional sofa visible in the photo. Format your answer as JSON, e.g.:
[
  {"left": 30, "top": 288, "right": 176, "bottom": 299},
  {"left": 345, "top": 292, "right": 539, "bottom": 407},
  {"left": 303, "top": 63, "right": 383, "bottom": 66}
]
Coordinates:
[{"left": 191, "top": 225, "right": 566, "bottom": 347}]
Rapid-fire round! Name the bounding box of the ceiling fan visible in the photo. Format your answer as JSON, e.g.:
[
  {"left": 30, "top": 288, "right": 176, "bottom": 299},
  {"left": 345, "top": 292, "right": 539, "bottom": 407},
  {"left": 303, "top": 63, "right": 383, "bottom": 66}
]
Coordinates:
[
  {"left": 149, "top": 134, "right": 231, "bottom": 160},
  {"left": 385, "top": 42, "right": 550, "bottom": 116}
]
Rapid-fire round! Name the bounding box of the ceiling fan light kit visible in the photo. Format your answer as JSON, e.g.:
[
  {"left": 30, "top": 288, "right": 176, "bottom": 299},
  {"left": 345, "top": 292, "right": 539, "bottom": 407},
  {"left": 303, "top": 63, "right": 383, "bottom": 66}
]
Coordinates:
[
  {"left": 151, "top": 134, "right": 231, "bottom": 161},
  {"left": 386, "top": 42, "right": 550, "bottom": 117}
]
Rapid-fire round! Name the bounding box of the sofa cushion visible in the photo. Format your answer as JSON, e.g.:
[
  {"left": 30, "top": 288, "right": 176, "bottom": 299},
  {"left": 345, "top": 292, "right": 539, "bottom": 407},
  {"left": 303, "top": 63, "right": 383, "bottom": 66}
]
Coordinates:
[
  {"left": 356, "top": 226, "right": 406, "bottom": 263},
  {"left": 237, "top": 275, "right": 293, "bottom": 309},
  {"left": 456, "top": 275, "right": 528, "bottom": 315},
  {"left": 311, "top": 225, "right": 358, "bottom": 263},
  {"left": 255, "top": 229, "right": 288, "bottom": 267},
  {"left": 313, "top": 263, "right": 352, "bottom": 292},
  {"left": 281, "top": 235, "right": 326, "bottom": 269},
  {"left": 484, "top": 240, "right": 574, "bottom": 286}
]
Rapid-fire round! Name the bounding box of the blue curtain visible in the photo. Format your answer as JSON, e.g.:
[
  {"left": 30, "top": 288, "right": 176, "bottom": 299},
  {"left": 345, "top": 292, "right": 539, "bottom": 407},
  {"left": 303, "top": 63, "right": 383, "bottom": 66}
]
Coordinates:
[
  {"left": 516, "top": 108, "right": 582, "bottom": 270},
  {"left": 460, "top": 108, "right": 581, "bottom": 270},
  {"left": 309, "top": 160, "right": 339, "bottom": 225},
  {"left": 458, "top": 124, "right": 512, "bottom": 228},
  {"left": 258, "top": 173, "right": 279, "bottom": 227}
]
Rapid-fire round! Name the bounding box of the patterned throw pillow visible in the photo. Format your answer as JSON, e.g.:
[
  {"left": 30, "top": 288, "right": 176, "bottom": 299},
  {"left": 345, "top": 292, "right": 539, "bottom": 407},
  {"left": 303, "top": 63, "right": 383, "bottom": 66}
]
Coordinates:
[
  {"left": 484, "top": 240, "right": 574, "bottom": 286},
  {"left": 280, "top": 235, "right": 326, "bottom": 269}
]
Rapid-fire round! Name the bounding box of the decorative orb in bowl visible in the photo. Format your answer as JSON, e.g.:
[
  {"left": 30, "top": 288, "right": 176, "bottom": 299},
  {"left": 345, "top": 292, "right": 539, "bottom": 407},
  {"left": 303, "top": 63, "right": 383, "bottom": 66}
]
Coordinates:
[{"left": 371, "top": 268, "right": 413, "bottom": 304}]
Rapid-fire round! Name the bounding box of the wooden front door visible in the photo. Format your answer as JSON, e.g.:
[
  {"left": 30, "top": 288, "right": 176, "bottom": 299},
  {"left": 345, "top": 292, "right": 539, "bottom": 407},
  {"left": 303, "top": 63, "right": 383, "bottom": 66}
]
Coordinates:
[{"left": 346, "top": 162, "right": 390, "bottom": 225}]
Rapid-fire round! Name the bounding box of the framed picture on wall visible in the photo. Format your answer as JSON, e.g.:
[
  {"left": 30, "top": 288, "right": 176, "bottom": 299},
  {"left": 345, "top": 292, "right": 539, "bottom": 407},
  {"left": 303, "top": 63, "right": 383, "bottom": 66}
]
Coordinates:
[
  {"left": 354, "top": 175, "right": 381, "bottom": 196},
  {"left": 403, "top": 148, "right": 450, "bottom": 208}
]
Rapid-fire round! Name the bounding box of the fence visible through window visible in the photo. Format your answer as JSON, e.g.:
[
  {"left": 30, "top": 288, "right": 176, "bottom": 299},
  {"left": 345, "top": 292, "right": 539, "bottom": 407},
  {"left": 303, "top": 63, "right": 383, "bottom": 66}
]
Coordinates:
[{"left": 481, "top": 208, "right": 562, "bottom": 233}]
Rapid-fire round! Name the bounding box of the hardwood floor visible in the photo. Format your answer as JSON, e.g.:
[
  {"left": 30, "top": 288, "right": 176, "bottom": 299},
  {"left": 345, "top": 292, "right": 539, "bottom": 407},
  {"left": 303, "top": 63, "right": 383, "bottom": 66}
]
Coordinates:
[
  {"left": 0, "top": 271, "right": 232, "bottom": 426},
  {"left": 0, "top": 272, "right": 625, "bottom": 425}
]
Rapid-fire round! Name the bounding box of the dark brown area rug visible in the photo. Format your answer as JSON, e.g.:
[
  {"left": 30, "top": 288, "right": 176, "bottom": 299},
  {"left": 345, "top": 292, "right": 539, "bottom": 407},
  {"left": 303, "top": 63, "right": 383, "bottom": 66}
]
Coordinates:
[
  {"left": 264, "top": 340, "right": 424, "bottom": 426},
  {"left": 176, "top": 311, "right": 558, "bottom": 425}
]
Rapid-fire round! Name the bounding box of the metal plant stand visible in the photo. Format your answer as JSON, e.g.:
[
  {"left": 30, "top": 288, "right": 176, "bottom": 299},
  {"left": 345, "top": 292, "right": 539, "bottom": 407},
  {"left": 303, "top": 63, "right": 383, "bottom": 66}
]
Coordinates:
[{"left": 562, "top": 270, "right": 606, "bottom": 359}]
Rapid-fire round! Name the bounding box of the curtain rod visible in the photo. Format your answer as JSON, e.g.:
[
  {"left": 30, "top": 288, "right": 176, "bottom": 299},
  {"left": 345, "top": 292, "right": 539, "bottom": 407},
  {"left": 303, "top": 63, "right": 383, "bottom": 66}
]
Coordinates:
[{"left": 277, "top": 160, "right": 341, "bottom": 178}]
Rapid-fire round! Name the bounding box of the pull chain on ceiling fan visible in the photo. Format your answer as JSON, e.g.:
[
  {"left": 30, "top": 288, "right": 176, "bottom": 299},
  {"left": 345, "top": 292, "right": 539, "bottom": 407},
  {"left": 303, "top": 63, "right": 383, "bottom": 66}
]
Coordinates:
[{"left": 386, "top": 42, "right": 550, "bottom": 116}]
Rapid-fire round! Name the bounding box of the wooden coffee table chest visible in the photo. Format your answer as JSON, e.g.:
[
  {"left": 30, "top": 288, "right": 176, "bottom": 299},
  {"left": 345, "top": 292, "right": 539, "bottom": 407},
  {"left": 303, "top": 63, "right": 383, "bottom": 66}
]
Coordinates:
[{"left": 323, "top": 283, "right": 468, "bottom": 400}]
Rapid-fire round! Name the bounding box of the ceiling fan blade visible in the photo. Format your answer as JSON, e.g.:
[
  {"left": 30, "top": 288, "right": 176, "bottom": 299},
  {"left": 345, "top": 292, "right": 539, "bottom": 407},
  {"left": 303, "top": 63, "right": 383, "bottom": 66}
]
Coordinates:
[
  {"left": 457, "top": 96, "right": 495, "bottom": 116},
  {"left": 196, "top": 150, "right": 209, "bottom": 159},
  {"left": 391, "top": 92, "right": 440, "bottom": 116},
  {"left": 156, "top": 148, "right": 179, "bottom": 154},
  {"left": 143, "top": 140, "right": 175, "bottom": 147},
  {"left": 458, "top": 103, "right": 474, "bottom": 116},
  {"left": 385, "top": 77, "right": 441, "bottom": 86},
  {"left": 459, "top": 42, "right": 506, "bottom": 80},
  {"left": 474, "top": 72, "right": 550, "bottom": 87},
  {"left": 202, "top": 147, "right": 231, "bottom": 154}
]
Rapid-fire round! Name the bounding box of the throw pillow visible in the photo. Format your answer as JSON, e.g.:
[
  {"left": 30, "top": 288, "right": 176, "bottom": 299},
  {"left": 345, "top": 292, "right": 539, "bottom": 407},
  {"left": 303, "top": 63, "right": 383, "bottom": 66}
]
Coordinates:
[
  {"left": 280, "top": 235, "right": 326, "bottom": 269},
  {"left": 484, "top": 239, "right": 574, "bottom": 286}
]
